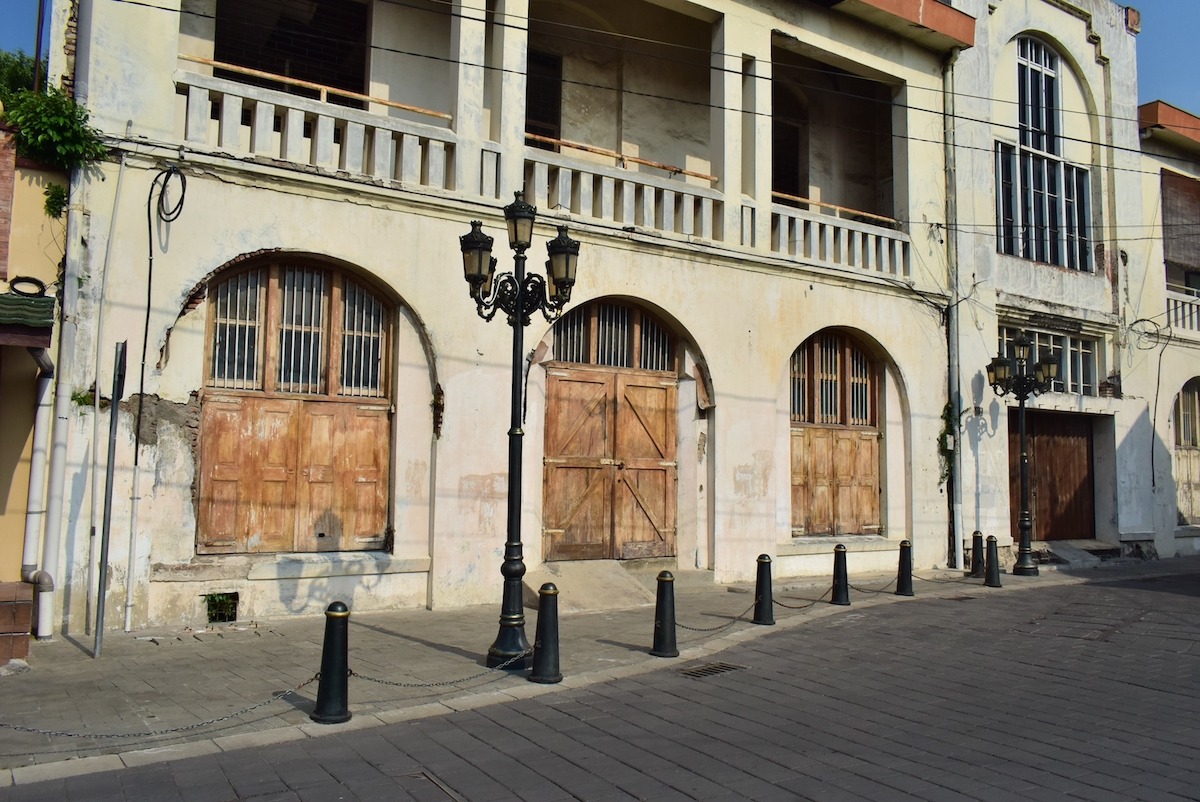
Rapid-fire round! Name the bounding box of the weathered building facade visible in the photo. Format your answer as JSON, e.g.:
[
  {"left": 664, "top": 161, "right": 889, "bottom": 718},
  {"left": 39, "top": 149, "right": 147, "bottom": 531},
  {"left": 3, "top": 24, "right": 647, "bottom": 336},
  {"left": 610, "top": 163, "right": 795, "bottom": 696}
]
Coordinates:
[{"left": 10, "top": 0, "right": 1191, "bottom": 636}]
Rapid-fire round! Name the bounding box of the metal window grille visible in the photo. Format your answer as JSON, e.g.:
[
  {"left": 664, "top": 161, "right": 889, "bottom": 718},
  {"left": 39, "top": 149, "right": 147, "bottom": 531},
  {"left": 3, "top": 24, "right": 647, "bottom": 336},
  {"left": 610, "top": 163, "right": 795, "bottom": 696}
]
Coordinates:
[
  {"left": 596, "top": 303, "right": 631, "bottom": 368},
  {"left": 340, "top": 279, "right": 386, "bottom": 397},
  {"left": 849, "top": 346, "right": 872, "bottom": 426},
  {"left": 999, "top": 326, "right": 1097, "bottom": 397},
  {"left": 210, "top": 269, "right": 264, "bottom": 389},
  {"left": 817, "top": 334, "right": 840, "bottom": 424},
  {"left": 640, "top": 315, "right": 672, "bottom": 371},
  {"left": 554, "top": 306, "right": 589, "bottom": 363},
  {"left": 278, "top": 267, "right": 328, "bottom": 394},
  {"left": 790, "top": 348, "right": 808, "bottom": 423}
]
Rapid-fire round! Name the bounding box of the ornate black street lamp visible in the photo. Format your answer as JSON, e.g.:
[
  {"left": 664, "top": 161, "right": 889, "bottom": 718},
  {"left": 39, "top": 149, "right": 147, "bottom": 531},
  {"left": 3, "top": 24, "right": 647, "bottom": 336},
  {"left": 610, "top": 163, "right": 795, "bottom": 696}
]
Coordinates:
[
  {"left": 986, "top": 331, "right": 1059, "bottom": 576},
  {"left": 459, "top": 191, "right": 580, "bottom": 668}
]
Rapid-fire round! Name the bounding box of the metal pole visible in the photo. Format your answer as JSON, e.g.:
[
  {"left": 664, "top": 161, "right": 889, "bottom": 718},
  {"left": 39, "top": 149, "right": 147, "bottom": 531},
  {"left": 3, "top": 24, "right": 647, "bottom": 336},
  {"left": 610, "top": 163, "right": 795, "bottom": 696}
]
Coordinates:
[
  {"left": 94, "top": 341, "right": 127, "bottom": 657},
  {"left": 487, "top": 246, "right": 531, "bottom": 669},
  {"left": 1013, "top": 391, "right": 1038, "bottom": 575}
]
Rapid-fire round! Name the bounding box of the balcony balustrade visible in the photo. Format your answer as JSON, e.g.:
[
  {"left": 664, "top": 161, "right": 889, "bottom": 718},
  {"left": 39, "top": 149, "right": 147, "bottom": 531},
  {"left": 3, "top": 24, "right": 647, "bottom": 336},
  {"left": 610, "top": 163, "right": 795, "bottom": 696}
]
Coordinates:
[
  {"left": 1167, "top": 286, "right": 1200, "bottom": 336},
  {"left": 173, "top": 67, "right": 913, "bottom": 281}
]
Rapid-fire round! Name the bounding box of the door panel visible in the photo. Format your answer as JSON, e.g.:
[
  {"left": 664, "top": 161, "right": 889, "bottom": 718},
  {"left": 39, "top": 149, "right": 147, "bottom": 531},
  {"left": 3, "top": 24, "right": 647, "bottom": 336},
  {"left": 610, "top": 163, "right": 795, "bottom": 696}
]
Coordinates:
[
  {"left": 791, "top": 425, "right": 880, "bottom": 536},
  {"left": 543, "top": 367, "right": 677, "bottom": 560},
  {"left": 543, "top": 370, "right": 616, "bottom": 560},
  {"left": 1008, "top": 411, "right": 1094, "bottom": 541},
  {"left": 199, "top": 396, "right": 388, "bottom": 553},
  {"left": 1177, "top": 448, "right": 1200, "bottom": 525},
  {"left": 614, "top": 375, "right": 677, "bottom": 559}
]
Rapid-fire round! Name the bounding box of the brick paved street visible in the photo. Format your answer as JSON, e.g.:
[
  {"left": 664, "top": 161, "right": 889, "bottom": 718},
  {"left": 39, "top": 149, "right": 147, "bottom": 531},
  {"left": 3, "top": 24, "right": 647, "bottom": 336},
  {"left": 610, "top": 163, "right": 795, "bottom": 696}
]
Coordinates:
[{"left": 1, "top": 559, "right": 1198, "bottom": 800}]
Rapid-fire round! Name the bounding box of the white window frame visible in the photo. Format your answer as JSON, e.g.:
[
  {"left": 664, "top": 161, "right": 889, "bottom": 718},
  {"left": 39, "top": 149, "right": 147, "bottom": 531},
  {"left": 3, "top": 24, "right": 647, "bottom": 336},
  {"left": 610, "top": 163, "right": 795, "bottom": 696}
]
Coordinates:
[
  {"left": 995, "top": 37, "right": 1091, "bottom": 272},
  {"left": 1000, "top": 326, "right": 1099, "bottom": 396}
]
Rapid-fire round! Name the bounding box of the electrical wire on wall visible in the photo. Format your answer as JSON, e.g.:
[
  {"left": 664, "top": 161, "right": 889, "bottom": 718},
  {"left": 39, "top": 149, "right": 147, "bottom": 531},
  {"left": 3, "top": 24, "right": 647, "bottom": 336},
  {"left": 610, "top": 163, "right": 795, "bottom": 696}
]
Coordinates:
[{"left": 124, "top": 164, "right": 186, "bottom": 632}]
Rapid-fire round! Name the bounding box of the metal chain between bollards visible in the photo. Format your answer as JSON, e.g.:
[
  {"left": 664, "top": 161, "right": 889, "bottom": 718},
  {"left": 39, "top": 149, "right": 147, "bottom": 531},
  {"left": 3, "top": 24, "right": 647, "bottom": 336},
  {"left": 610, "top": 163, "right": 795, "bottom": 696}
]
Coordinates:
[
  {"left": 850, "top": 578, "right": 898, "bottom": 594},
  {"left": 0, "top": 674, "right": 319, "bottom": 740},
  {"left": 913, "top": 573, "right": 977, "bottom": 585},
  {"left": 676, "top": 600, "right": 756, "bottom": 633},
  {"left": 349, "top": 649, "right": 534, "bottom": 689},
  {"left": 773, "top": 587, "right": 833, "bottom": 609}
]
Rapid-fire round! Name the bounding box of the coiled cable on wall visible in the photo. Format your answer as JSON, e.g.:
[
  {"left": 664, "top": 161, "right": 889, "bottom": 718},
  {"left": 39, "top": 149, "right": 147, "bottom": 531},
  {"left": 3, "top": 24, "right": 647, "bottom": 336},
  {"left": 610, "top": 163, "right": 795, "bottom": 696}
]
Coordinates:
[{"left": 124, "top": 165, "right": 186, "bottom": 632}]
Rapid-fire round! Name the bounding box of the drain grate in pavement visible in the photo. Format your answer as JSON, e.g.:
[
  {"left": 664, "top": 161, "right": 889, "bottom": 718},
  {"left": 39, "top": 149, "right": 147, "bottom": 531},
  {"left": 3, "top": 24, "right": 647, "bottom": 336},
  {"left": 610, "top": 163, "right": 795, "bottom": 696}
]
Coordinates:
[
  {"left": 399, "top": 770, "right": 466, "bottom": 801},
  {"left": 678, "top": 662, "right": 746, "bottom": 679}
]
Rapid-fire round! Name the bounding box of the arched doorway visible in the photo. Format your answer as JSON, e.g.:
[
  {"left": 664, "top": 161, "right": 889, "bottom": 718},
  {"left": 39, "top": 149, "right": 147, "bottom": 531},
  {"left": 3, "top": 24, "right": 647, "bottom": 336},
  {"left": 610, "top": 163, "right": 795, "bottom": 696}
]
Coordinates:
[
  {"left": 196, "top": 257, "right": 394, "bottom": 554},
  {"left": 789, "top": 329, "right": 882, "bottom": 536},
  {"left": 541, "top": 301, "right": 678, "bottom": 560}
]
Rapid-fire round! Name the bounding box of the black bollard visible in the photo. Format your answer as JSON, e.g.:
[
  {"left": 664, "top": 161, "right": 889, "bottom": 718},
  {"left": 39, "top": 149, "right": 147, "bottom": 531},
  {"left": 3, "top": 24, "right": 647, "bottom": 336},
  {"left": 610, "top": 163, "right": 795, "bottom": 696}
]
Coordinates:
[
  {"left": 895, "top": 540, "right": 914, "bottom": 597},
  {"left": 984, "top": 535, "right": 1003, "bottom": 588},
  {"left": 650, "top": 571, "right": 679, "bottom": 657},
  {"left": 310, "top": 601, "right": 352, "bottom": 724},
  {"left": 831, "top": 544, "right": 850, "bottom": 605},
  {"left": 968, "top": 530, "right": 985, "bottom": 578},
  {"left": 752, "top": 554, "right": 775, "bottom": 625},
  {"left": 529, "top": 583, "right": 563, "bottom": 684}
]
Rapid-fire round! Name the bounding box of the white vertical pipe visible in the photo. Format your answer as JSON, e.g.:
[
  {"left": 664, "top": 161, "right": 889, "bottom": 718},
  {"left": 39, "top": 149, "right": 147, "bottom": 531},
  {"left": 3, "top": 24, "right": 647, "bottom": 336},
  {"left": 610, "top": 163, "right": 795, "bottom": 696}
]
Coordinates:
[
  {"left": 39, "top": 169, "right": 86, "bottom": 639},
  {"left": 21, "top": 369, "right": 54, "bottom": 577}
]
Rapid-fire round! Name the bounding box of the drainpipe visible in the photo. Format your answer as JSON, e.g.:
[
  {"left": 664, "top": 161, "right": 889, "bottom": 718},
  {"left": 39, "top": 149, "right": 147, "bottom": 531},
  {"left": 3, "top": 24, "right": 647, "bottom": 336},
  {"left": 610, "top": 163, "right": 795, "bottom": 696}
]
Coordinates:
[
  {"left": 21, "top": 350, "right": 54, "bottom": 592},
  {"left": 943, "top": 46, "right": 963, "bottom": 570},
  {"left": 37, "top": 168, "right": 86, "bottom": 639}
]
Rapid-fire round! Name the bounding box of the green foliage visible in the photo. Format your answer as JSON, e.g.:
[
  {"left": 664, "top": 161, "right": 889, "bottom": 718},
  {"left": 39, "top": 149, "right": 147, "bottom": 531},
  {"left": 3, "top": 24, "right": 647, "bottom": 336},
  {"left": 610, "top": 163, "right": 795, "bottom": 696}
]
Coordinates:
[
  {"left": 0, "top": 50, "right": 41, "bottom": 109},
  {"left": 43, "top": 182, "right": 68, "bottom": 218},
  {"left": 3, "top": 87, "right": 108, "bottom": 171},
  {"left": 938, "top": 401, "right": 955, "bottom": 486}
]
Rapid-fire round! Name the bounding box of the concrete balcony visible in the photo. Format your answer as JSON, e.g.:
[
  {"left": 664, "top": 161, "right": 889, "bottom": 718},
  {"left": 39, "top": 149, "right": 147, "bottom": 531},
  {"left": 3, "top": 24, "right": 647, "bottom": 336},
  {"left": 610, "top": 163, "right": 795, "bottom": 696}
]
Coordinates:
[
  {"left": 1167, "top": 288, "right": 1200, "bottom": 338},
  {"left": 173, "top": 70, "right": 914, "bottom": 281}
]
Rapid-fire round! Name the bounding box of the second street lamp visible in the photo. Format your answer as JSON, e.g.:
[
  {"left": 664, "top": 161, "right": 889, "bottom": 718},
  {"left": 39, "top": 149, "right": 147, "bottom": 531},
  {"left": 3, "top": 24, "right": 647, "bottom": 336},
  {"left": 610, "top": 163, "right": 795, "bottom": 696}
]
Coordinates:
[
  {"left": 458, "top": 191, "right": 581, "bottom": 668},
  {"left": 986, "top": 331, "right": 1059, "bottom": 576}
]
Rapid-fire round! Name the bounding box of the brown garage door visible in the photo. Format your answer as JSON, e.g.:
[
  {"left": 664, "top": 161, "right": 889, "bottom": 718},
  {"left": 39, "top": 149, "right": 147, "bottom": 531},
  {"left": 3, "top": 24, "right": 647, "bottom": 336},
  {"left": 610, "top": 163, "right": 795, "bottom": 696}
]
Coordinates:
[{"left": 1008, "top": 410, "right": 1095, "bottom": 541}]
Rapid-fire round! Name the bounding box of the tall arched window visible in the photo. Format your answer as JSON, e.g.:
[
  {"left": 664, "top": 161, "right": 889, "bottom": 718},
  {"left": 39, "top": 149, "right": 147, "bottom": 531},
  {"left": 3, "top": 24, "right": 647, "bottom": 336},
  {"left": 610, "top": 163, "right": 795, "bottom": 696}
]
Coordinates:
[
  {"left": 789, "top": 331, "right": 881, "bottom": 536},
  {"left": 198, "top": 260, "right": 394, "bottom": 554},
  {"left": 996, "top": 36, "right": 1091, "bottom": 271}
]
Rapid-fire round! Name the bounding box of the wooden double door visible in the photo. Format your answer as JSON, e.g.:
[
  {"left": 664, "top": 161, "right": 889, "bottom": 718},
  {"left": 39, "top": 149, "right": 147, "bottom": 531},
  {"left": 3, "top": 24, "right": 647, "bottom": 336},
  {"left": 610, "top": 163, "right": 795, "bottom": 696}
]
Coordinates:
[
  {"left": 1007, "top": 410, "right": 1095, "bottom": 541},
  {"left": 542, "top": 366, "right": 678, "bottom": 561},
  {"left": 790, "top": 425, "right": 881, "bottom": 535},
  {"left": 198, "top": 395, "right": 390, "bottom": 553}
]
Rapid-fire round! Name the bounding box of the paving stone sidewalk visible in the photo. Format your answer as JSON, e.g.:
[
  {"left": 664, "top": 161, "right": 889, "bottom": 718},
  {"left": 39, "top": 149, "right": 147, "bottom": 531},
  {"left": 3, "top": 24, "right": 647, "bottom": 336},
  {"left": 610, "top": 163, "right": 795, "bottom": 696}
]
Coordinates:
[{"left": 1, "top": 556, "right": 1197, "bottom": 797}]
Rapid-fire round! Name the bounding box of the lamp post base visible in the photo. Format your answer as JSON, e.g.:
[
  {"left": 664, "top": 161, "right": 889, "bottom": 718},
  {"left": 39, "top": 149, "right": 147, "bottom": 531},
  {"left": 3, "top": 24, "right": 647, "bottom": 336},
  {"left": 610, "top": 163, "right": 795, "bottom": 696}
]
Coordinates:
[
  {"left": 487, "top": 626, "right": 532, "bottom": 670},
  {"left": 1012, "top": 561, "right": 1040, "bottom": 576}
]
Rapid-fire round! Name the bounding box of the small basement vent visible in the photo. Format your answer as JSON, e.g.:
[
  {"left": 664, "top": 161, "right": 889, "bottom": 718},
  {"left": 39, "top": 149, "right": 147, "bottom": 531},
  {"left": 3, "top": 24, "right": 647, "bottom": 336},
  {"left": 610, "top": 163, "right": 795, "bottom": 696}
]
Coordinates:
[
  {"left": 678, "top": 662, "right": 746, "bottom": 679},
  {"left": 204, "top": 592, "right": 239, "bottom": 624}
]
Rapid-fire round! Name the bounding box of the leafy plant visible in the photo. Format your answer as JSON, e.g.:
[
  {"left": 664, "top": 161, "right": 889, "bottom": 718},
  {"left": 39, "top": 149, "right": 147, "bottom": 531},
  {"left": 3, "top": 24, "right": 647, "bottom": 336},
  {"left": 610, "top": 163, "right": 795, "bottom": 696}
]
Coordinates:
[
  {"left": 0, "top": 50, "right": 42, "bottom": 109},
  {"left": 43, "top": 182, "right": 67, "bottom": 218},
  {"left": 3, "top": 87, "right": 108, "bottom": 171}
]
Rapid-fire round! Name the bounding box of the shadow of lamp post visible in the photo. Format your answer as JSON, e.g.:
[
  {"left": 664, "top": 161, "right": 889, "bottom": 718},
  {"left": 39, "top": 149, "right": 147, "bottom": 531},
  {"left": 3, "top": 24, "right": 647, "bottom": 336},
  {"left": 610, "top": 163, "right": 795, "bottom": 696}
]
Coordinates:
[
  {"left": 459, "top": 192, "right": 581, "bottom": 668},
  {"left": 986, "top": 331, "right": 1059, "bottom": 576}
]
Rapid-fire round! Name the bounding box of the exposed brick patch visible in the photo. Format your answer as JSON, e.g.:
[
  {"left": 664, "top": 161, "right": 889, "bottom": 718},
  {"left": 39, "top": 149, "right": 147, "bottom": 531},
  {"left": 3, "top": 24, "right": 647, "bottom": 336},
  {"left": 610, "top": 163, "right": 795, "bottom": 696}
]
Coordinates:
[{"left": 0, "top": 128, "right": 15, "bottom": 281}]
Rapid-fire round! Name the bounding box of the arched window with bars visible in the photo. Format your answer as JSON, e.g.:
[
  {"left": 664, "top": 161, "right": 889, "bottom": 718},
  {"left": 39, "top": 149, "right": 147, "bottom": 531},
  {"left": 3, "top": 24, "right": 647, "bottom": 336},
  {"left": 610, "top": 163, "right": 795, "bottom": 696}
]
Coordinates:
[{"left": 198, "top": 260, "right": 394, "bottom": 554}]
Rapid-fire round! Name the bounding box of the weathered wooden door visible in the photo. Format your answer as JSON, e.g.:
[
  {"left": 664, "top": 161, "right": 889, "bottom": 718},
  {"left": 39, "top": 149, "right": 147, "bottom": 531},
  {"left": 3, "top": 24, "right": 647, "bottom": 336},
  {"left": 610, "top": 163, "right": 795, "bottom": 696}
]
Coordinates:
[
  {"left": 1008, "top": 410, "right": 1094, "bottom": 541},
  {"left": 791, "top": 426, "right": 881, "bottom": 535},
  {"left": 1177, "top": 448, "right": 1200, "bottom": 525},
  {"left": 543, "top": 367, "right": 677, "bottom": 560},
  {"left": 198, "top": 396, "right": 298, "bottom": 553},
  {"left": 199, "top": 397, "right": 390, "bottom": 553}
]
